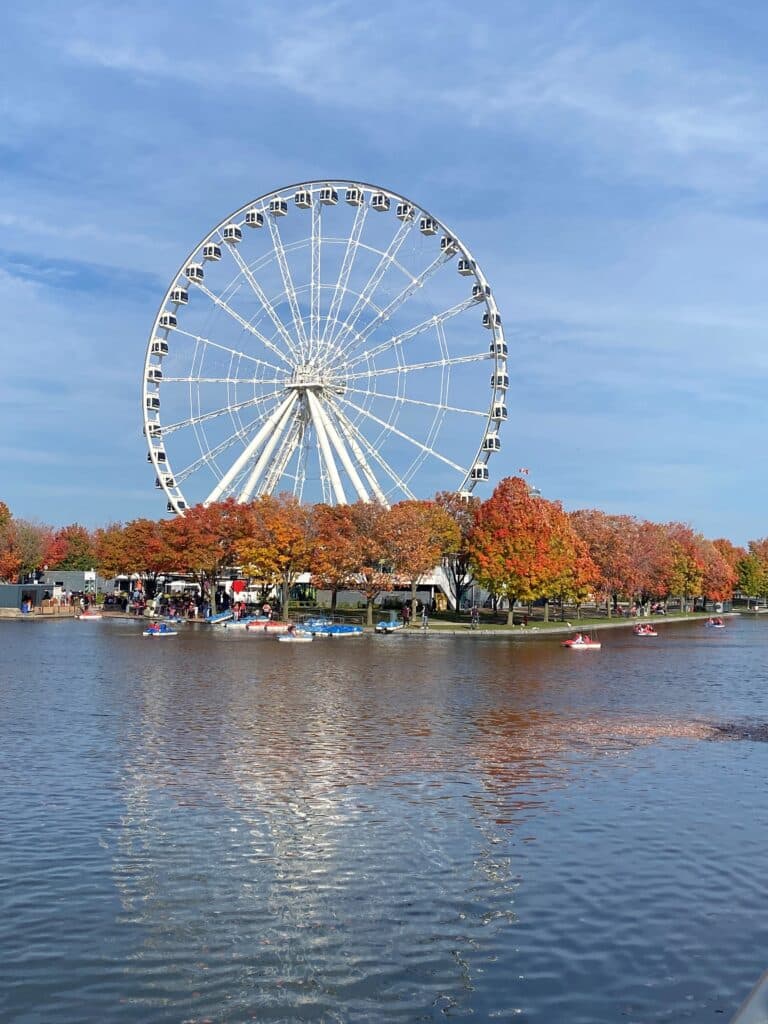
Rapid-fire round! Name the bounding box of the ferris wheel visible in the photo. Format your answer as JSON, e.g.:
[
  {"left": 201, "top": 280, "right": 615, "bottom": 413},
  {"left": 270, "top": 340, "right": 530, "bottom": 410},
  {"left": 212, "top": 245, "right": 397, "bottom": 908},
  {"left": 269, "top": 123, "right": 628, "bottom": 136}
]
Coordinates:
[{"left": 142, "top": 180, "right": 508, "bottom": 513}]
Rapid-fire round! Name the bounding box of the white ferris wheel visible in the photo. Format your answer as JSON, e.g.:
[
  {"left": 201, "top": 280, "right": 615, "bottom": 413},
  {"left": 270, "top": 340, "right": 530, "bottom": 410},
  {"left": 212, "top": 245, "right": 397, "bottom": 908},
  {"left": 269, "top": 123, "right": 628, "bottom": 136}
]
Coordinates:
[{"left": 142, "top": 180, "right": 508, "bottom": 513}]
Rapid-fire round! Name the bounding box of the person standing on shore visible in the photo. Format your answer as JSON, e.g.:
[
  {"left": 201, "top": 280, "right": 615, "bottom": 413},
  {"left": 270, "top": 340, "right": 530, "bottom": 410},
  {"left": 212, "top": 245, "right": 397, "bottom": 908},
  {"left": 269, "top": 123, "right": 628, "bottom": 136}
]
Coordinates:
[{"left": 401, "top": 604, "right": 411, "bottom": 628}]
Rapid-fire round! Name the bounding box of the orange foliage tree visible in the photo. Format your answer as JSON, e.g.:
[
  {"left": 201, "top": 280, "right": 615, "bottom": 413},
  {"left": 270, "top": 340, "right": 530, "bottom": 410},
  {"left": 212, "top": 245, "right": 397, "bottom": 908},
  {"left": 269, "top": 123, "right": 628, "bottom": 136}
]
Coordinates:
[
  {"left": 93, "top": 522, "right": 128, "bottom": 580},
  {"left": 236, "top": 494, "right": 313, "bottom": 615},
  {"left": 44, "top": 524, "right": 95, "bottom": 570},
  {"left": 382, "top": 500, "right": 460, "bottom": 620},
  {"left": 347, "top": 501, "right": 394, "bottom": 626},
  {"left": 570, "top": 510, "right": 641, "bottom": 615},
  {"left": 310, "top": 504, "right": 363, "bottom": 612},
  {"left": 468, "top": 477, "right": 589, "bottom": 625},
  {"left": 0, "top": 501, "right": 21, "bottom": 582},
  {"left": 165, "top": 500, "right": 247, "bottom": 608}
]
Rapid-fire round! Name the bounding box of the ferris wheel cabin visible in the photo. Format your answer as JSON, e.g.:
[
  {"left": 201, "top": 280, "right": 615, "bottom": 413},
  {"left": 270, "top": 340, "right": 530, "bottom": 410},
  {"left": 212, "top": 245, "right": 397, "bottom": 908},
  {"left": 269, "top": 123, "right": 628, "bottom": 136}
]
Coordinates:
[
  {"left": 458, "top": 258, "right": 476, "bottom": 276},
  {"left": 489, "top": 338, "right": 508, "bottom": 357},
  {"left": 472, "top": 283, "right": 491, "bottom": 302},
  {"left": 482, "top": 434, "right": 501, "bottom": 452},
  {"left": 146, "top": 367, "right": 163, "bottom": 384},
  {"left": 483, "top": 311, "right": 502, "bottom": 329},
  {"left": 158, "top": 312, "right": 176, "bottom": 329},
  {"left": 151, "top": 338, "right": 169, "bottom": 357},
  {"left": 319, "top": 186, "right": 338, "bottom": 205},
  {"left": 185, "top": 263, "right": 204, "bottom": 282},
  {"left": 169, "top": 287, "right": 188, "bottom": 304},
  {"left": 269, "top": 198, "right": 288, "bottom": 217},
  {"left": 145, "top": 395, "right": 160, "bottom": 412},
  {"left": 245, "top": 208, "right": 264, "bottom": 228},
  {"left": 396, "top": 202, "right": 414, "bottom": 221},
  {"left": 491, "top": 372, "right": 509, "bottom": 390},
  {"left": 222, "top": 224, "right": 242, "bottom": 244},
  {"left": 295, "top": 189, "right": 312, "bottom": 209},
  {"left": 419, "top": 217, "right": 438, "bottom": 235},
  {"left": 470, "top": 464, "right": 490, "bottom": 481},
  {"left": 371, "top": 192, "right": 390, "bottom": 212},
  {"left": 155, "top": 475, "right": 175, "bottom": 488},
  {"left": 202, "top": 243, "right": 221, "bottom": 261},
  {"left": 441, "top": 236, "right": 458, "bottom": 255},
  {"left": 345, "top": 186, "right": 364, "bottom": 205},
  {"left": 492, "top": 404, "right": 508, "bottom": 421}
]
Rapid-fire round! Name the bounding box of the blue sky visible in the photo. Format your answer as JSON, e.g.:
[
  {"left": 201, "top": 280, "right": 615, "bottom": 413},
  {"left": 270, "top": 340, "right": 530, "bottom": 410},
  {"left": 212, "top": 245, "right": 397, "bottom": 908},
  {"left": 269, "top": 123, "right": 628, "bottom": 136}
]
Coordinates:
[{"left": 2, "top": 0, "right": 767, "bottom": 541}]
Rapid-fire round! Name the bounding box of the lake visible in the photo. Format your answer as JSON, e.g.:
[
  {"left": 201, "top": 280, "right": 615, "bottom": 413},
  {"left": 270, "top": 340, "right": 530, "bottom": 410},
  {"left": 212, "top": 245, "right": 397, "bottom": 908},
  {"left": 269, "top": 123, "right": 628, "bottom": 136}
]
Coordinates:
[{"left": 2, "top": 615, "right": 767, "bottom": 1022}]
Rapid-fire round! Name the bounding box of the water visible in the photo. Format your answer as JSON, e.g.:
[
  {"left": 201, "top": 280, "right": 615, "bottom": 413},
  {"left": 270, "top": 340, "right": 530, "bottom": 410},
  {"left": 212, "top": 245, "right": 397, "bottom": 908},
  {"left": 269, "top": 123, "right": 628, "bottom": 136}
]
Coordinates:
[{"left": 2, "top": 616, "right": 768, "bottom": 1022}]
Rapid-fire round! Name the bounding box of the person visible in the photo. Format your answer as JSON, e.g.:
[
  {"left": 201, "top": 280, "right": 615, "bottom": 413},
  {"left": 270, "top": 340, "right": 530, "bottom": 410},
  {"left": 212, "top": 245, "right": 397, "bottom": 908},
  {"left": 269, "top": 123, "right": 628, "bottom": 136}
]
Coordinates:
[
  {"left": 401, "top": 604, "right": 411, "bottom": 627},
  {"left": 583, "top": 634, "right": 591, "bottom": 643},
  {"left": 470, "top": 605, "right": 479, "bottom": 628},
  {"left": 421, "top": 606, "right": 429, "bottom": 629},
  {"left": 574, "top": 632, "right": 583, "bottom": 643}
]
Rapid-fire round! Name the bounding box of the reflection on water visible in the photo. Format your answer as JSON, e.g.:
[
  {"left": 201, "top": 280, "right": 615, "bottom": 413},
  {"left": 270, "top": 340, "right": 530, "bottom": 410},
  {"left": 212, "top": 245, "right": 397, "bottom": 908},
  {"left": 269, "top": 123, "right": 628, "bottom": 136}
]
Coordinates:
[{"left": 2, "top": 617, "right": 768, "bottom": 1021}]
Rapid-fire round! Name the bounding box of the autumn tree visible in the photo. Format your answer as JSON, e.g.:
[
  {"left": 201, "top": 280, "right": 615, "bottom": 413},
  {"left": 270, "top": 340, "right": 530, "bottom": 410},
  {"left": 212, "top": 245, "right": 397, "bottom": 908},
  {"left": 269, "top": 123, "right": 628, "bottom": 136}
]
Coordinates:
[
  {"left": 738, "top": 551, "right": 768, "bottom": 602},
  {"left": 698, "top": 539, "right": 737, "bottom": 604},
  {"left": 382, "top": 500, "right": 460, "bottom": 620},
  {"left": 236, "top": 494, "right": 313, "bottom": 615},
  {"left": 0, "top": 501, "right": 21, "bottom": 582},
  {"left": 164, "top": 500, "right": 247, "bottom": 607},
  {"left": 569, "top": 510, "right": 641, "bottom": 615},
  {"left": 468, "top": 476, "right": 583, "bottom": 625},
  {"left": 44, "top": 524, "right": 95, "bottom": 570},
  {"left": 347, "top": 501, "right": 394, "bottom": 626},
  {"left": 311, "top": 504, "right": 362, "bottom": 612},
  {"left": 93, "top": 522, "right": 128, "bottom": 580},
  {"left": 435, "top": 491, "right": 480, "bottom": 618}
]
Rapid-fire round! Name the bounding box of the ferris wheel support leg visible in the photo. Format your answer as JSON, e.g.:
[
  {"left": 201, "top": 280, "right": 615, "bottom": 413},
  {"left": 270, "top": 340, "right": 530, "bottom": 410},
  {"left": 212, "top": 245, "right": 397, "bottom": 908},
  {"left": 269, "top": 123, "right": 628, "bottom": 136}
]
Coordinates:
[
  {"left": 309, "top": 394, "right": 369, "bottom": 502},
  {"left": 327, "top": 400, "right": 390, "bottom": 505},
  {"left": 204, "top": 392, "right": 296, "bottom": 505},
  {"left": 238, "top": 397, "right": 300, "bottom": 503},
  {"left": 306, "top": 390, "right": 347, "bottom": 505}
]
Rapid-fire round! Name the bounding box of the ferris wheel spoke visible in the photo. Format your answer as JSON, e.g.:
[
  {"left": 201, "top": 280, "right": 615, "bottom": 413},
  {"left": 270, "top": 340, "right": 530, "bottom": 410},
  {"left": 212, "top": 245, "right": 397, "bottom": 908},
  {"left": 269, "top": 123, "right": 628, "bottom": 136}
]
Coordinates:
[
  {"left": 346, "top": 385, "right": 487, "bottom": 418},
  {"left": 173, "top": 328, "right": 286, "bottom": 374},
  {"left": 327, "top": 215, "right": 416, "bottom": 351},
  {"left": 193, "top": 281, "right": 295, "bottom": 368},
  {"left": 201, "top": 392, "right": 296, "bottom": 503},
  {"left": 342, "top": 297, "right": 476, "bottom": 372},
  {"left": 172, "top": 407, "right": 269, "bottom": 485},
  {"left": 308, "top": 392, "right": 370, "bottom": 502},
  {"left": 238, "top": 394, "right": 302, "bottom": 503},
  {"left": 305, "top": 390, "right": 348, "bottom": 504},
  {"left": 334, "top": 250, "right": 451, "bottom": 364},
  {"left": 324, "top": 201, "right": 369, "bottom": 349},
  {"left": 326, "top": 396, "right": 411, "bottom": 502},
  {"left": 261, "top": 412, "right": 306, "bottom": 496},
  {"left": 224, "top": 241, "right": 303, "bottom": 364},
  {"left": 162, "top": 388, "right": 285, "bottom": 437},
  {"left": 337, "top": 395, "right": 467, "bottom": 475},
  {"left": 160, "top": 375, "right": 288, "bottom": 386},
  {"left": 310, "top": 200, "right": 321, "bottom": 358},
  {"left": 266, "top": 214, "right": 310, "bottom": 356},
  {"left": 346, "top": 351, "right": 491, "bottom": 382}
]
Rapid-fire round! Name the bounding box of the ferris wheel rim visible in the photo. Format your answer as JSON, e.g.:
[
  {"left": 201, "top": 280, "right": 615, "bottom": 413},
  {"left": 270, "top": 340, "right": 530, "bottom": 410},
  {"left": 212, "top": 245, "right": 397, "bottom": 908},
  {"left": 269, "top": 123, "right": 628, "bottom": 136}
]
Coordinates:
[{"left": 142, "top": 179, "right": 507, "bottom": 513}]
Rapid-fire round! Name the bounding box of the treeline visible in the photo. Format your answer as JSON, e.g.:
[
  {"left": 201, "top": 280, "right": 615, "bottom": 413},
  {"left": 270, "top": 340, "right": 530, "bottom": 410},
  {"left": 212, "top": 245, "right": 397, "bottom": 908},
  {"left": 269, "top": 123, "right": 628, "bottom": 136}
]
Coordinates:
[{"left": 0, "top": 479, "right": 763, "bottom": 623}]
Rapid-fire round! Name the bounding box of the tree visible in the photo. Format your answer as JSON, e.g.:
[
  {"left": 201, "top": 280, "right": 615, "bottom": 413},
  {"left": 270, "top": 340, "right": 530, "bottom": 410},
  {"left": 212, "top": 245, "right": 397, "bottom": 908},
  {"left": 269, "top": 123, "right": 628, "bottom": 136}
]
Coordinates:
[
  {"left": 382, "top": 500, "right": 460, "bottom": 620},
  {"left": 738, "top": 553, "right": 768, "bottom": 603},
  {"left": 468, "top": 476, "right": 579, "bottom": 625},
  {"left": 699, "top": 539, "right": 737, "bottom": 604},
  {"left": 13, "top": 520, "right": 52, "bottom": 581},
  {"left": 0, "top": 502, "right": 20, "bottom": 582},
  {"left": 122, "top": 518, "right": 175, "bottom": 597},
  {"left": 569, "top": 510, "right": 641, "bottom": 614},
  {"left": 310, "top": 504, "right": 361, "bottom": 612},
  {"left": 347, "top": 501, "right": 394, "bottom": 627},
  {"left": 164, "top": 500, "right": 247, "bottom": 607},
  {"left": 44, "top": 524, "right": 95, "bottom": 571},
  {"left": 93, "top": 522, "right": 128, "bottom": 580},
  {"left": 236, "top": 494, "right": 312, "bottom": 615},
  {"left": 435, "top": 491, "right": 480, "bottom": 618}
]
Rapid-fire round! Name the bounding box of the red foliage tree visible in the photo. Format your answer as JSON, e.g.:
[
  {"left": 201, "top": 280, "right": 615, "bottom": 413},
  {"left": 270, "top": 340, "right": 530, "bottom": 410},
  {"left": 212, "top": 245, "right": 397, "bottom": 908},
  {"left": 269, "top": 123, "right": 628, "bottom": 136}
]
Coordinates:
[{"left": 382, "top": 500, "right": 460, "bottom": 620}]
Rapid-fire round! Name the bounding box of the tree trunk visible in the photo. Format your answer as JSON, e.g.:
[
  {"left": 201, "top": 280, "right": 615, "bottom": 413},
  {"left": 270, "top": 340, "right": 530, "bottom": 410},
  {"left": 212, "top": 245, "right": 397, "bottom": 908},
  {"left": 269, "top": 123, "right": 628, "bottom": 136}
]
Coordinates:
[
  {"left": 282, "top": 575, "right": 290, "bottom": 619},
  {"left": 331, "top": 588, "right": 338, "bottom": 613},
  {"left": 366, "top": 597, "right": 374, "bottom": 627},
  {"left": 543, "top": 600, "right": 549, "bottom": 623},
  {"left": 410, "top": 581, "right": 419, "bottom": 623},
  {"left": 506, "top": 607, "right": 514, "bottom": 626}
]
